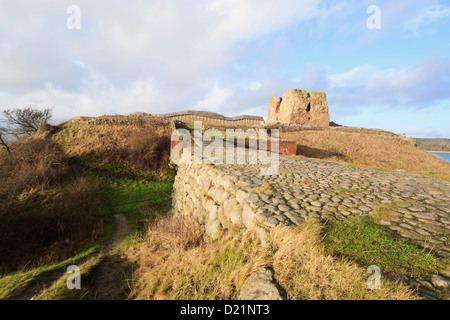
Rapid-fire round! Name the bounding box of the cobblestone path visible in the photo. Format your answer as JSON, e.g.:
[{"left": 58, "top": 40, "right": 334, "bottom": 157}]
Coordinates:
[{"left": 215, "top": 154, "right": 450, "bottom": 257}]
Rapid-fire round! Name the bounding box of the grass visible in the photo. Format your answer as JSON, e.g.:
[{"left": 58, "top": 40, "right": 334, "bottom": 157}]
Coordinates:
[
  {"left": 53, "top": 118, "right": 173, "bottom": 172},
  {"left": 129, "top": 215, "right": 272, "bottom": 300},
  {"left": 0, "top": 136, "right": 110, "bottom": 275},
  {"left": 347, "top": 163, "right": 391, "bottom": 172},
  {"left": 346, "top": 162, "right": 450, "bottom": 182},
  {"left": 0, "top": 198, "right": 115, "bottom": 299},
  {"left": 247, "top": 182, "right": 274, "bottom": 194},
  {"left": 370, "top": 203, "right": 399, "bottom": 224},
  {"left": 0, "top": 239, "right": 108, "bottom": 299},
  {"left": 0, "top": 163, "right": 172, "bottom": 299},
  {"left": 33, "top": 255, "right": 105, "bottom": 300},
  {"left": 82, "top": 163, "right": 174, "bottom": 246},
  {"left": 323, "top": 216, "right": 448, "bottom": 278},
  {"left": 337, "top": 187, "right": 360, "bottom": 194},
  {"left": 415, "top": 171, "right": 450, "bottom": 182},
  {"left": 0, "top": 134, "right": 115, "bottom": 298},
  {"left": 282, "top": 129, "right": 450, "bottom": 180},
  {"left": 78, "top": 162, "right": 175, "bottom": 298},
  {"left": 129, "top": 215, "right": 417, "bottom": 300}
]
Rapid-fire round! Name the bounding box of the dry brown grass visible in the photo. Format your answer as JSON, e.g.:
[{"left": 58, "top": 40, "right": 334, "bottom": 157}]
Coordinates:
[
  {"left": 55, "top": 118, "right": 170, "bottom": 154},
  {"left": 122, "top": 131, "right": 171, "bottom": 172},
  {"left": 145, "top": 214, "right": 204, "bottom": 252},
  {"left": 0, "top": 177, "right": 106, "bottom": 274},
  {"left": 0, "top": 137, "right": 105, "bottom": 273},
  {"left": 282, "top": 129, "right": 450, "bottom": 179},
  {"left": 128, "top": 214, "right": 417, "bottom": 300},
  {"left": 0, "top": 137, "right": 68, "bottom": 211},
  {"left": 54, "top": 118, "right": 172, "bottom": 172},
  {"left": 270, "top": 221, "right": 416, "bottom": 300},
  {"left": 129, "top": 214, "right": 271, "bottom": 300}
]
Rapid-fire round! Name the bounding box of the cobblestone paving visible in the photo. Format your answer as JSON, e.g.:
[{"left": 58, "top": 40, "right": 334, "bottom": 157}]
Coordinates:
[{"left": 212, "top": 154, "right": 450, "bottom": 257}]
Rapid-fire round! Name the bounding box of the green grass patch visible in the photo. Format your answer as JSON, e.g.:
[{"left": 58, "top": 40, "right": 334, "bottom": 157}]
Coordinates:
[
  {"left": 324, "top": 216, "right": 447, "bottom": 278},
  {"left": 148, "top": 230, "right": 271, "bottom": 300},
  {"left": 174, "top": 246, "right": 248, "bottom": 300},
  {"left": 71, "top": 154, "right": 176, "bottom": 183},
  {"left": 0, "top": 246, "right": 102, "bottom": 299},
  {"left": 337, "top": 187, "right": 360, "bottom": 194},
  {"left": 34, "top": 255, "right": 105, "bottom": 300},
  {"left": 0, "top": 193, "right": 115, "bottom": 299},
  {"left": 346, "top": 163, "right": 391, "bottom": 172},
  {"left": 414, "top": 172, "right": 450, "bottom": 182},
  {"left": 345, "top": 162, "right": 450, "bottom": 182},
  {"left": 371, "top": 203, "right": 399, "bottom": 224},
  {"left": 83, "top": 164, "right": 174, "bottom": 250}
]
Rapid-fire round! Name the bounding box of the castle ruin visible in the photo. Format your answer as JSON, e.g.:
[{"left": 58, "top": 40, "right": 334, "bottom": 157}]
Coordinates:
[{"left": 267, "top": 89, "right": 330, "bottom": 126}]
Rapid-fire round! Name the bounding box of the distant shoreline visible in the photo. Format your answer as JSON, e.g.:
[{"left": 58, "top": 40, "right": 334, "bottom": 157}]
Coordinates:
[{"left": 427, "top": 150, "right": 450, "bottom": 154}]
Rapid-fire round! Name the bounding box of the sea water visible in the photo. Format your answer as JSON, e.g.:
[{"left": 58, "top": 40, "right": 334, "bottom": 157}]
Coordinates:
[{"left": 432, "top": 152, "right": 450, "bottom": 162}]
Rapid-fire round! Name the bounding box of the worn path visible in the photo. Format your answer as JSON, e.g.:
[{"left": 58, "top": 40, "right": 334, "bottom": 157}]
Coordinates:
[{"left": 89, "top": 213, "right": 128, "bottom": 300}]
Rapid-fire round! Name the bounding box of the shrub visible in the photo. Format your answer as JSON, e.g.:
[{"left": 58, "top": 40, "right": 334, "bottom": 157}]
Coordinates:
[
  {"left": 0, "top": 137, "right": 68, "bottom": 209},
  {"left": 0, "top": 137, "right": 105, "bottom": 273},
  {"left": 0, "top": 177, "right": 105, "bottom": 273},
  {"left": 122, "top": 129, "right": 171, "bottom": 172}
]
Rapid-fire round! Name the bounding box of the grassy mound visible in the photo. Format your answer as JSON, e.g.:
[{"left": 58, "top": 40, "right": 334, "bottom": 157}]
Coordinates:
[
  {"left": 54, "top": 117, "right": 173, "bottom": 173},
  {"left": 281, "top": 128, "right": 450, "bottom": 179},
  {"left": 0, "top": 137, "right": 106, "bottom": 274}
]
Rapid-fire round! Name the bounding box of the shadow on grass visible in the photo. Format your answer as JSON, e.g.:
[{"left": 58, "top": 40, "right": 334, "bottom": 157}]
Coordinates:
[{"left": 296, "top": 144, "right": 348, "bottom": 160}]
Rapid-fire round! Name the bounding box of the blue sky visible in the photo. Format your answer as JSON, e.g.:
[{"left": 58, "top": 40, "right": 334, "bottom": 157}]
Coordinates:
[{"left": 0, "top": 0, "right": 449, "bottom": 137}]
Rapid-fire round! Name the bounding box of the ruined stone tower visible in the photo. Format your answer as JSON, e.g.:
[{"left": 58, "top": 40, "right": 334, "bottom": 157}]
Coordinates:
[{"left": 267, "top": 89, "right": 330, "bottom": 126}]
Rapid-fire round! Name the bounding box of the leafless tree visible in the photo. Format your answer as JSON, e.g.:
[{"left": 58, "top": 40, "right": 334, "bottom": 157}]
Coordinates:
[
  {"left": 2, "top": 106, "right": 53, "bottom": 137},
  {"left": 0, "top": 127, "right": 10, "bottom": 153}
]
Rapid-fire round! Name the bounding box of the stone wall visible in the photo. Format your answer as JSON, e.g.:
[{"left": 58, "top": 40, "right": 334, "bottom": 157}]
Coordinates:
[
  {"left": 126, "top": 110, "right": 265, "bottom": 126},
  {"left": 71, "top": 115, "right": 169, "bottom": 126},
  {"left": 171, "top": 163, "right": 270, "bottom": 245},
  {"left": 169, "top": 115, "right": 263, "bottom": 126},
  {"left": 267, "top": 89, "right": 330, "bottom": 127}
]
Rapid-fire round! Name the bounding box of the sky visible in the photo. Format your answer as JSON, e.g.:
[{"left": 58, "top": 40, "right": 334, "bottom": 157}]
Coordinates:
[{"left": 0, "top": 0, "right": 449, "bottom": 138}]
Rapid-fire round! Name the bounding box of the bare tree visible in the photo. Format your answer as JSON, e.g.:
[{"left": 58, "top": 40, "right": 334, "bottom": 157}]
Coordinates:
[
  {"left": 2, "top": 107, "right": 53, "bottom": 137},
  {"left": 0, "top": 127, "right": 10, "bottom": 153}
]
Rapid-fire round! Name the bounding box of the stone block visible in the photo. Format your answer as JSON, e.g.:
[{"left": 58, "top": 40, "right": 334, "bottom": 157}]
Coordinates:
[
  {"left": 267, "top": 89, "right": 330, "bottom": 127},
  {"left": 242, "top": 203, "right": 256, "bottom": 228},
  {"left": 239, "top": 267, "right": 284, "bottom": 300}
]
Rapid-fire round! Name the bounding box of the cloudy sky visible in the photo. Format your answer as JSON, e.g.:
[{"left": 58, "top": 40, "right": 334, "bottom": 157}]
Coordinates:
[{"left": 1, "top": 0, "right": 449, "bottom": 137}]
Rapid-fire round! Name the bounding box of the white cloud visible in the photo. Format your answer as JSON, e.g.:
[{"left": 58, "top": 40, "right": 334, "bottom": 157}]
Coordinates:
[
  {"left": 404, "top": 4, "right": 450, "bottom": 37},
  {"left": 0, "top": 1, "right": 449, "bottom": 137},
  {"left": 241, "top": 81, "right": 262, "bottom": 91},
  {"left": 328, "top": 57, "right": 450, "bottom": 105},
  {"left": 207, "top": 0, "right": 319, "bottom": 40},
  {"left": 329, "top": 65, "right": 380, "bottom": 87},
  {"left": 193, "top": 87, "right": 233, "bottom": 112},
  {"left": 0, "top": 0, "right": 322, "bottom": 120}
]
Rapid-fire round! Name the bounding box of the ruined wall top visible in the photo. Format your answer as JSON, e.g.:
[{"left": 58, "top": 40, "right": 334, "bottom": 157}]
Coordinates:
[
  {"left": 267, "top": 89, "right": 330, "bottom": 127},
  {"left": 125, "top": 110, "right": 265, "bottom": 122}
]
